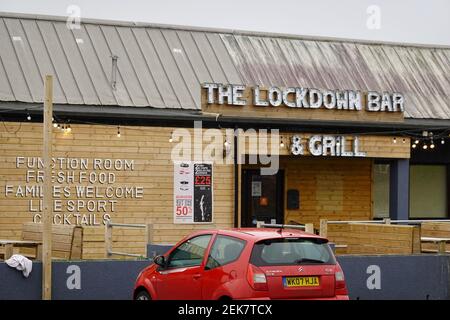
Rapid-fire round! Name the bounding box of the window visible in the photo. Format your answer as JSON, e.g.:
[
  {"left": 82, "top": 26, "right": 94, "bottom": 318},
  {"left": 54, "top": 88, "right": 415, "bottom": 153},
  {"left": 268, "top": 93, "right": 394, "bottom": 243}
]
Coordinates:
[
  {"left": 168, "top": 234, "right": 212, "bottom": 268},
  {"left": 250, "top": 238, "right": 336, "bottom": 266},
  {"left": 373, "top": 163, "right": 390, "bottom": 218},
  {"left": 410, "top": 165, "right": 448, "bottom": 218},
  {"left": 205, "top": 235, "right": 246, "bottom": 270}
]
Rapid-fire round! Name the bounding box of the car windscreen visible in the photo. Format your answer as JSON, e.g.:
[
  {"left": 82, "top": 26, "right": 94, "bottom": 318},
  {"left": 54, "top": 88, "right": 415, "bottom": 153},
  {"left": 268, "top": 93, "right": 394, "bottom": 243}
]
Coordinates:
[{"left": 250, "top": 237, "right": 336, "bottom": 266}]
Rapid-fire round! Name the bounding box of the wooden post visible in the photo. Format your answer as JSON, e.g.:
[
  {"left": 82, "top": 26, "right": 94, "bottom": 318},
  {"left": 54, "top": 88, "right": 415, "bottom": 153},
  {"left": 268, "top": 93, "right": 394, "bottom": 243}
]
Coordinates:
[
  {"left": 438, "top": 241, "right": 446, "bottom": 254},
  {"left": 42, "top": 75, "right": 53, "bottom": 300},
  {"left": 145, "top": 223, "right": 153, "bottom": 258},
  {"left": 146, "top": 224, "right": 153, "bottom": 244},
  {"left": 105, "top": 221, "right": 112, "bottom": 258},
  {"left": 319, "top": 219, "right": 328, "bottom": 238},
  {"left": 36, "top": 244, "right": 43, "bottom": 261},
  {"left": 305, "top": 223, "right": 314, "bottom": 234},
  {"left": 4, "top": 243, "right": 13, "bottom": 260}
]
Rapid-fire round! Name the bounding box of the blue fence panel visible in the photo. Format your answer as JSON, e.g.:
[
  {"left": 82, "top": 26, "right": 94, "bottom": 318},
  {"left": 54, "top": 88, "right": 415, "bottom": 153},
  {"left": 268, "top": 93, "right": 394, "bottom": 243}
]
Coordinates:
[
  {"left": 337, "top": 255, "right": 450, "bottom": 300},
  {"left": 1, "top": 254, "right": 449, "bottom": 300}
]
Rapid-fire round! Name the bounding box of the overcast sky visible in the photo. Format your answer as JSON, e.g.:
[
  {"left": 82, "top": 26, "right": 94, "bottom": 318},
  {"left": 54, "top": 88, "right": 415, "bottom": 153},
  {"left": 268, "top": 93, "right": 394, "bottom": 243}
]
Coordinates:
[{"left": 1, "top": 0, "right": 449, "bottom": 46}]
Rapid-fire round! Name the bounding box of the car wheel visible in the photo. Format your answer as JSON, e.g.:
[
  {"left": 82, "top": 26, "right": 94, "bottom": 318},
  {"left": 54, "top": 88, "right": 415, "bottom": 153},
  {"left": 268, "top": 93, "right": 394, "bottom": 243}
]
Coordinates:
[{"left": 135, "top": 290, "right": 151, "bottom": 300}]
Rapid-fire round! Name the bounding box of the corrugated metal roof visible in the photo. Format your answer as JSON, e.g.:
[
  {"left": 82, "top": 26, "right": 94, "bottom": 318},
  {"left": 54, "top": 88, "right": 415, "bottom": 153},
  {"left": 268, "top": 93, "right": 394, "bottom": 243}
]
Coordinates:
[{"left": 0, "top": 12, "right": 449, "bottom": 119}]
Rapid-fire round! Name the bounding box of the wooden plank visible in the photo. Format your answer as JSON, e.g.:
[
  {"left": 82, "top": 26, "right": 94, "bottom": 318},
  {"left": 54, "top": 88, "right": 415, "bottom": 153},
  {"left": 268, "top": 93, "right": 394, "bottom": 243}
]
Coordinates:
[
  {"left": 4, "top": 243, "right": 13, "bottom": 259},
  {"left": 42, "top": 75, "right": 53, "bottom": 300}
]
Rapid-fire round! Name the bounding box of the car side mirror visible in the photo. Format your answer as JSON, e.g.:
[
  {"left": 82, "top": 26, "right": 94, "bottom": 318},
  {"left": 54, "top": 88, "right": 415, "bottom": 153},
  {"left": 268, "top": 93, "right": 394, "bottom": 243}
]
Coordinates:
[{"left": 153, "top": 255, "right": 166, "bottom": 268}]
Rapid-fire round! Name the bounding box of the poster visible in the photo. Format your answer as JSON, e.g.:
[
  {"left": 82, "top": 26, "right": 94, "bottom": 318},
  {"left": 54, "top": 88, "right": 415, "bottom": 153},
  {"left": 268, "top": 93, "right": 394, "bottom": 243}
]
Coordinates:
[
  {"left": 173, "top": 162, "right": 194, "bottom": 223},
  {"left": 174, "top": 162, "right": 213, "bottom": 224},
  {"left": 252, "top": 181, "right": 262, "bottom": 197}
]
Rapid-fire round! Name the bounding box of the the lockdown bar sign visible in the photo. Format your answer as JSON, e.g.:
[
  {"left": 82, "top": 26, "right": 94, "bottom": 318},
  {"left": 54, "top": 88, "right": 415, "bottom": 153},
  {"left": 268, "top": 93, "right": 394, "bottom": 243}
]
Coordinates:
[
  {"left": 202, "top": 83, "right": 404, "bottom": 113},
  {"left": 173, "top": 162, "right": 213, "bottom": 224}
]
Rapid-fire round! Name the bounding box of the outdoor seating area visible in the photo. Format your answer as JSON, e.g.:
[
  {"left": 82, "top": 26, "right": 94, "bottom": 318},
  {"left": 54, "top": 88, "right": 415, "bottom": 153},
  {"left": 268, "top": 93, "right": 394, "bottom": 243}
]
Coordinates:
[
  {"left": 317, "top": 219, "right": 450, "bottom": 255},
  {"left": 0, "top": 222, "right": 83, "bottom": 261},
  {"left": 3, "top": 220, "right": 450, "bottom": 261}
]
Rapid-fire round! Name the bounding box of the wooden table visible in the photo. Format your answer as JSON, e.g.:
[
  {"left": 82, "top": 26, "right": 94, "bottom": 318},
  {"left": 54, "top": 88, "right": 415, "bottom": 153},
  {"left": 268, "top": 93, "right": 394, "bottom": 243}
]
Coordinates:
[
  {"left": 421, "top": 237, "right": 450, "bottom": 254},
  {"left": 0, "top": 240, "right": 43, "bottom": 260}
]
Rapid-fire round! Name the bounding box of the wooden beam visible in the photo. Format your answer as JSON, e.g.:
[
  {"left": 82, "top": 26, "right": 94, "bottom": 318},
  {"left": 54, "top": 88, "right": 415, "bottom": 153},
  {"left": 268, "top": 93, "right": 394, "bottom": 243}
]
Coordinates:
[
  {"left": 319, "top": 219, "right": 328, "bottom": 238},
  {"left": 4, "top": 243, "right": 13, "bottom": 260},
  {"left": 42, "top": 75, "right": 53, "bottom": 300},
  {"left": 305, "top": 223, "right": 314, "bottom": 234}
]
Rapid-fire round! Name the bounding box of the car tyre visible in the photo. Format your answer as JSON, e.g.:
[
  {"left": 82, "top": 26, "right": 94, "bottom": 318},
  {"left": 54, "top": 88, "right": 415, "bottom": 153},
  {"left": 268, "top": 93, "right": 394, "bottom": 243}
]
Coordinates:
[{"left": 135, "top": 290, "right": 151, "bottom": 300}]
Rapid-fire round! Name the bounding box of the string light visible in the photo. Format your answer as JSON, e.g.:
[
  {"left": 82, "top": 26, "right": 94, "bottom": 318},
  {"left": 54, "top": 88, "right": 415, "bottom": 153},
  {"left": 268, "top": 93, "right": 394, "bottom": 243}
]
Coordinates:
[
  {"left": 414, "top": 139, "right": 419, "bottom": 144},
  {"left": 392, "top": 137, "right": 397, "bottom": 143},
  {"left": 402, "top": 138, "right": 406, "bottom": 144},
  {"left": 26, "top": 113, "right": 31, "bottom": 121},
  {"left": 224, "top": 140, "right": 230, "bottom": 147},
  {"left": 53, "top": 123, "right": 58, "bottom": 128},
  {"left": 412, "top": 144, "right": 417, "bottom": 149},
  {"left": 117, "top": 126, "right": 121, "bottom": 138},
  {"left": 441, "top": 138, "right": 445, "bottom": 145},
  {"left": 430, "top": 139, "right": 435, "bottom": 149},
  {"left": 280, "top": 136, "right": 285, "bottom": 148},
  {"left": 66, "top": 124, "right": 71, "bottom": 133},
  {"left": 169, "top": 131, "right": 173, "bottom": 143},
  {"left": 423, "top": 144, "right": 428, "bottom": 150}
]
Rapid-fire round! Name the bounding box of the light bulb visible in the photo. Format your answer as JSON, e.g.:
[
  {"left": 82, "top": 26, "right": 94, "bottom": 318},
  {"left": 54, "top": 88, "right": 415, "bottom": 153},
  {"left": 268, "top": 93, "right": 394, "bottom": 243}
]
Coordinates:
[
  {"left": 53, "top": 123, "right": 58, "bottom": 128},
  {"left": 117, "top": 126, "right": 121, "bottom": 138},
  {"left": 430, "top": 143, "right": 435, "bottom": 149},
  {"left": 393, "top": 137, "right": 397, "bottom": 143},
  {"left": 441, "top": 139, "right": 445, "bottom": 145},
  {"left": 26, "top": 114, "right": 31, "bottom": 121},
  {"left": 66, "top": 125, "right": 71, "bottom": 133},
  {"left": 169, "top": 132, "right": 173, "bottom": 143},
  {"left": 414, "top": 139, "right": 419, "bottom": 144},
  {"left": 423, "top": 144, "right": 428, "bottom": 150},
  {"left": 402, "top": 138, "right": 406, "bottom": 144},
  {"left": 412, "top": 144, "right": 416, "bottom": 149}
]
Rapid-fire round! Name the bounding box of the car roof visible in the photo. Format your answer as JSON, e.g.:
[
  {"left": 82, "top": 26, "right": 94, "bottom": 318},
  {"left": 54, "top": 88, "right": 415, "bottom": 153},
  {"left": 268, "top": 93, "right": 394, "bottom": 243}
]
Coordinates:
[{"left": 189, "top": 228, "right": 327, "bottom": 243}]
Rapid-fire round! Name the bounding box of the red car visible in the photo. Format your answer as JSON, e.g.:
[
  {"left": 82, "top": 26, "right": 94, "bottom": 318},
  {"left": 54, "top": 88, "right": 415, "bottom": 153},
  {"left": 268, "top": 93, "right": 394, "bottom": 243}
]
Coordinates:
[{"left": 133, "top": 228, "right": 349, "bottom": 300}]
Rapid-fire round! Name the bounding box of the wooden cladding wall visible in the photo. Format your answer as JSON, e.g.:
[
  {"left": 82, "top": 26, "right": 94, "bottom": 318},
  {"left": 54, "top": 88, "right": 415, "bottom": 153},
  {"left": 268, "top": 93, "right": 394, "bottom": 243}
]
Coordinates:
[
  {"left": 282, "top": 157, "right": 373, "bottom": 228},
  {"left": 0, "top": 122, "right": 234, "bottom": 259},
  {"left": 327, "top": 223, "right": 421, "bottom": 255}
]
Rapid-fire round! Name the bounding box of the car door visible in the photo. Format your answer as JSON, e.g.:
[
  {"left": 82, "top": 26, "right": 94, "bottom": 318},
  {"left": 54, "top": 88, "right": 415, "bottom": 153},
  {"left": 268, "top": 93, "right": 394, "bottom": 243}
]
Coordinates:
[
  {"left": 202, "top": 235, "right": 247, "bottom": 299},
  {"left": 155, "top": 234, "right": 213, "bottom": 300}
]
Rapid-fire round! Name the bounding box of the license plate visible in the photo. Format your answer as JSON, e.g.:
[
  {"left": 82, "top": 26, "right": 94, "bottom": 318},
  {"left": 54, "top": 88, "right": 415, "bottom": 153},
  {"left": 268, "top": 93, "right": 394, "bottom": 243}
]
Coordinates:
[{"left": 283, "top": 276, "right": 320, "bottom": 287}]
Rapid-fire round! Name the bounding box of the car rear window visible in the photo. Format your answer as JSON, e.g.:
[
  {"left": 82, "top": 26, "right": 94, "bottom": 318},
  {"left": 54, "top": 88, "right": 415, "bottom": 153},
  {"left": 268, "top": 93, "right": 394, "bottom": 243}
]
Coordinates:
[{"left": 250, "top": 237, "right": 336, "bottom": 266}]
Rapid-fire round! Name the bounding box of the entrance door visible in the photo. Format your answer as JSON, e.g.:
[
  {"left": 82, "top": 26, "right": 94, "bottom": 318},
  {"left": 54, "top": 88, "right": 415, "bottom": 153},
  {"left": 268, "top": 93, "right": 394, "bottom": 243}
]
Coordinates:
[{"left": 241, "top": 169, "right": 284, "bottom": 227}]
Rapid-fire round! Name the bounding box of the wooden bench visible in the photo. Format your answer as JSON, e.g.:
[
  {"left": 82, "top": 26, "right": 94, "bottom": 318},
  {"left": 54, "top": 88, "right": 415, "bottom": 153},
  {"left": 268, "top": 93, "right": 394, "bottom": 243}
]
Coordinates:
[
  {"left": 421, "top": 222, "right": 450, "bottom": 254},
  {"left": 0, "top": 240, "right": 42, "bottom": 260},
  {"left": 421, "top": 237, "right": 450, "bottom": 254},
  {"left": 324, "top": 221, "right": 421, "bottom": 255},
  {"left": 19, "top": 223, "right": 83, "bottom": 260}
]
